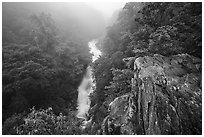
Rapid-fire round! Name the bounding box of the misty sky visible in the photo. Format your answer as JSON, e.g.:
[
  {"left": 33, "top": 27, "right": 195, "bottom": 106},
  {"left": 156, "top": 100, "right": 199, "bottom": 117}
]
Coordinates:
[
  {"left": 86, "top": 2, "right": 125, "bottom": 18},
  {"left": 3, "top": 2, "right": 126, "bottom": 44}
]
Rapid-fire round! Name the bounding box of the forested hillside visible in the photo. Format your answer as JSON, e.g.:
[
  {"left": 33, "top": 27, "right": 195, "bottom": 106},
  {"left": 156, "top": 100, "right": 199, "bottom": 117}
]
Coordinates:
[
  {"left": 89, "top": 2, "right": 202, "bottom": 135},
  {"left": 2, "top": 2, "right": 103, "bottom": 134},
  {"left": 2, "top": 2, "right": 202, "bottom": 135}
]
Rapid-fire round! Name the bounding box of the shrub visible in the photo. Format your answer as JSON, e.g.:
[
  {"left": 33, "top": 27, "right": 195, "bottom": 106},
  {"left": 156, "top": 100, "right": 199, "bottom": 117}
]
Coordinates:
[{"left": 3, "top": 107, "right": 82, "bottom": 135}]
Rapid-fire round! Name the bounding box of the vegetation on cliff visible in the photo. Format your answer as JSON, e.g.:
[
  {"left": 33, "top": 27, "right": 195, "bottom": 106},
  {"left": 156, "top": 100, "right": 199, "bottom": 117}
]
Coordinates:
[
  {"left": 91, "top": 2, "right": 202, "bottom": 135},
  {"left": 102, "top": 54, "right": 201, "bottom": 134},
  {"left": 2, "top": 2, "right": 202, "bottom": 135}
]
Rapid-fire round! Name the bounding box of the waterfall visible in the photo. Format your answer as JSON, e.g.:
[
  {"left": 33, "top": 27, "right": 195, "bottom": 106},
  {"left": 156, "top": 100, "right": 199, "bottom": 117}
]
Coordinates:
[
  {"left": 88, "top": 40, "right": 102, "bottom": 62},
  {"left": 76, "top": 39, "right": 101, "bottom": 121},
  {"left": 76, "top": 66, "right": 93, "bottom": 120}
]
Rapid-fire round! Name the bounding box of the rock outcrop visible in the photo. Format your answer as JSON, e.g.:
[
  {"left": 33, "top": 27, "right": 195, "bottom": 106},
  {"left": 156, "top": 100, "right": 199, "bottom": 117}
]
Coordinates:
[{"left": 102, "top": 54, "right": 202, "bottom": 135}]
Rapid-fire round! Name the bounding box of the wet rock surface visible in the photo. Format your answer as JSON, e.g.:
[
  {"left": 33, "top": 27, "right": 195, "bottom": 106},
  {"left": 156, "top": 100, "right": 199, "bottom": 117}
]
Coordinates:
[{"left": 102, "top": 54, "right": 202, "bottom": 135}]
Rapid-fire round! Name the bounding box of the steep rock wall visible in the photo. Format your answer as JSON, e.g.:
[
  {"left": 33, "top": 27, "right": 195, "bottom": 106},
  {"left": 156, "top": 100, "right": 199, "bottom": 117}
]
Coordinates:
[{"left": 102, "top": 54, "right": 202, "bottom": 135}]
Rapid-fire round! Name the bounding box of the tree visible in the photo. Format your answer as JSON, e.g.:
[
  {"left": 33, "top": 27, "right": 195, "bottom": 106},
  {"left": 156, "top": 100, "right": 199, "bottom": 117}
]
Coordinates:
[{"left": 2, "top": 13, "right": 91, "bottom": 122}]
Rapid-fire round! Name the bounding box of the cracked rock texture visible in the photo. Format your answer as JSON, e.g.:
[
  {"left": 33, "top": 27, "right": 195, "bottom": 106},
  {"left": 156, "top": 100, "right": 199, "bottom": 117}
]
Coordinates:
[{"left": 102, "top": 54, "right": 202, "bottom": 135}]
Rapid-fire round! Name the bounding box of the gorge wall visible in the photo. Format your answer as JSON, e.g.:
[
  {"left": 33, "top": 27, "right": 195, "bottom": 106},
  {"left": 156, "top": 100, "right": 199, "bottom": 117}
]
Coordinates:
[{"left": 101, "top": 54, "right": 202, "bottom": 135}]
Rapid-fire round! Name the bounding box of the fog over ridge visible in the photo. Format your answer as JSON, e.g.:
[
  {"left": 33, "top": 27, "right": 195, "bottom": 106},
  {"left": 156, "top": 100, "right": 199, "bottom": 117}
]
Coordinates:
[{"left": 3, "top": 2, "right": 125, "bottom": 43}]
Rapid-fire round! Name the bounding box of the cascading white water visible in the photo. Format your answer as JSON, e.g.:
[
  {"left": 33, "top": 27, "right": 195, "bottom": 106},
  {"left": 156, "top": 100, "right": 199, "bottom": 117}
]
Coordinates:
[
  {"left": 76, "top": 66, "right": 93, "bottom": 120},
  {"left": 88, "top": 40, "right": 102, "bottom": 62},
  {"left": 76, "top": 40, "right": 101, "bottom": 121}
]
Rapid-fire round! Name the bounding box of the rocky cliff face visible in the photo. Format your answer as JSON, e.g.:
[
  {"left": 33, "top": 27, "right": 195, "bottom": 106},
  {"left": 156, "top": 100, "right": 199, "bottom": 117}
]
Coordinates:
[{"left": 102, "top": 54, "right": 202, "bottom": 135}]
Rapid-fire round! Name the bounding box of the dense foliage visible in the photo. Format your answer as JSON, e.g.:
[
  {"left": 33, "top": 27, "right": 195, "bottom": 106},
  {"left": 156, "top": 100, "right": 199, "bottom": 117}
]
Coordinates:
[
  {"left": 2, "top": 2, "right": 202, "bottom": 135},
  {"left": 3, "top": 107, "right": 81, "bottom": 135},
  {"left": 91, "top": 2, "right": 202, "bottom": 130},
  {"left": 104, "top": 68, "right": 133, "bottom": 107},
  {"left": 2, "top": 10, "right": 91, "bottom": 127}
]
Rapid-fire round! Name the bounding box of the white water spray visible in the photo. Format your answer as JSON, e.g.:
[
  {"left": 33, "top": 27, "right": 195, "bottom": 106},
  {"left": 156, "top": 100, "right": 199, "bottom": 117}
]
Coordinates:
[
  {"left": 76, "top": 66, "right": 93, "bottom": 120},
  {"left": 88, "top": 40, "right": 102, "bottom": 62},
  {"left": 76, "top": 40, "right": 101, "bottom": 130}
]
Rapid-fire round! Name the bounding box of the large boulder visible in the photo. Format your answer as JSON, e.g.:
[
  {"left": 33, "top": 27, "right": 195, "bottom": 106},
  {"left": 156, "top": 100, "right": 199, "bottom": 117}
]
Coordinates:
[
  {"left": 102, "top": 54, "right": 202, "bottom": 135},
  {"left": 101, "top": 93, "right": 136, "bottom": 135}
]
